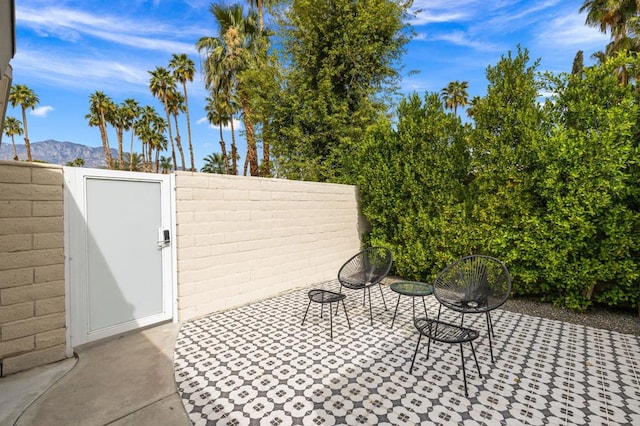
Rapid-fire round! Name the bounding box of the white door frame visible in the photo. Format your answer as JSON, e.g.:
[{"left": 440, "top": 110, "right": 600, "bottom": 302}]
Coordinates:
[{"left": 63, "top": 167, "right": 176, "bottom": 352}]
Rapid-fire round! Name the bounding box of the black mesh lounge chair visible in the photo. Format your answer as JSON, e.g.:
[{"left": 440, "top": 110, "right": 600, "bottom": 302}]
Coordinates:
[
  {"left": 433, "top": 255, "right": 512, "bottom": 363},
  {"left": 337, "top": 246, "right": 393, "bottom": 326}
]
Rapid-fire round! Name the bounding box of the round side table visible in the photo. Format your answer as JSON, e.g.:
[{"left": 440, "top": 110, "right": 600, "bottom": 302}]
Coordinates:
[{"left": 389, "top": 281, "right": 434, "bottom": 328}]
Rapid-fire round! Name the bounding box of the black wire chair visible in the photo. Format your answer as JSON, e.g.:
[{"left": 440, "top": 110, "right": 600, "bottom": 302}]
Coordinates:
[
  {"left": 337, "top": 246, "right": 393, "bottom": 326},
  {"left": 433, "top": 255, "right": 512, "bottom": 363}
]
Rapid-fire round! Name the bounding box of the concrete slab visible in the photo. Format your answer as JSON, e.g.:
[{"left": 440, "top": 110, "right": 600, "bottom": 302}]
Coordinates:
[
  {"left": 0, "top": 357, "right": 76, "bottom": 426},
  {"left": 108, "top": 394, "right": 190, "bottom": 426},
  {"left": 14, "top": 322, "right": 190, "bottom": 426}
]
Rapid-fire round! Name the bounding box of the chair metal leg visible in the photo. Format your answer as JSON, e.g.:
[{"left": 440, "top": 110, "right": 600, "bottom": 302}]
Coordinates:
[
  {"left": 378, "top": 283, "right": 387, "bottom": 310},
  {"left": 460, "top": 343, "right": 469, "bottom": 397},
  {"left": 412, "top": 297, "right": 415, "bottom": 319},
  {"left": 368, "top": 287, "right": 373, "bottom": 326},
  {"left": 487, "top": 318, "right": 495, "bottom": 363},
  {"left": 335, "top": 285, "right": 343, "bottom": 315},
  {"left": 391, "top": 294, "right": 401, "bottom": 328},
  {"left": 302, "top": 299, "right": 313, "bottom": 325},
  {"left": 342, "top": 299, "right": 351, "bottom": 329},
  {"left": 410, "top": 333, "right": 423, "bottom": 372},
  {"left": 470, "top": 342, "right": 481, "bottom": 377},
  {"left": 486, "top": 311, "right": 495, "bottom": 337},
  {"left": 329, "top": 301, "right": 334, "bottom": 339},
  {"left": 320, "top": 301, "right": 324, "bottom": 319},
  {"left": 422, "top": 296, "right": 428, "bottom": 319}
]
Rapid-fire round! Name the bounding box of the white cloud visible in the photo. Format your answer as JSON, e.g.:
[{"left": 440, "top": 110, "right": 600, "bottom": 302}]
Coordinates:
[
  {"left": 17, "top": 7, "right": 199, "bottom": 54},
  {"left": 196, "top": 116, "right": 243, "bottom": 131},
  {"left": 13, "top": 48, "right": 151, "bottom": 93},
  {"left": 535, "top": 13, "right": 610, "bottom": 48},
  {"left": 409, "top": 0, "right": 479, "bottom": 25},
  {"left": 30, "top": 105, "right": 54, "bottom": 117},
  {"left": 419, "top": 30, "right": 502, "bottom": 52}
]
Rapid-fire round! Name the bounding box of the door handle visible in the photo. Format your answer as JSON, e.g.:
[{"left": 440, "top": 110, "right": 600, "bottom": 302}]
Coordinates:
[{"left": 158, "top": 228, "right": 170, "bottom": 247}]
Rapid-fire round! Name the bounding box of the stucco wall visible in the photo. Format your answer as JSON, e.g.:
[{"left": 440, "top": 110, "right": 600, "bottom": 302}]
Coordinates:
[
  {"left": 0, "top": 161, "right": 66, "bottom": 376},
  {"left": 174, "top": 172, "right": 363, "bottom": 321}
]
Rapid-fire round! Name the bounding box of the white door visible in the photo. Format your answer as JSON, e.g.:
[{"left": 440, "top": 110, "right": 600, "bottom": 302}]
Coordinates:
[{"left": 64, "top": 168, "right": 175, "bottom": 347}]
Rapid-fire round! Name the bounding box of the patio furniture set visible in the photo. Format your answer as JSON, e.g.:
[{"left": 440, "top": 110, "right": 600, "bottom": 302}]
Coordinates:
[{"left": 302, "top": 247, "right": 512, "bottom": 397}]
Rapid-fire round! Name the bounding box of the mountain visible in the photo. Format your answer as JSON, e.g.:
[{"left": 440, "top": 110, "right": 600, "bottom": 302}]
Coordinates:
[{"left": 0, "top": 139, "right": 117, "bottom": 168}]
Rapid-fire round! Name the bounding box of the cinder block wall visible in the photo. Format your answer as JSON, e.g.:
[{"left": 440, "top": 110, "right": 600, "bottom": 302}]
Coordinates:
[
  {"left": 175, "top": 172, "right": 363, "bottom": 320},
  {"left": 0, "top": 161, "right": 66, "bottom": 376}
]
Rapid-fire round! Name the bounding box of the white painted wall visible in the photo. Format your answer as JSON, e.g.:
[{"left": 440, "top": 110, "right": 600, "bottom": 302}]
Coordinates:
[{"left": 174, "top": 172, "right": 364, "bottom": 320}]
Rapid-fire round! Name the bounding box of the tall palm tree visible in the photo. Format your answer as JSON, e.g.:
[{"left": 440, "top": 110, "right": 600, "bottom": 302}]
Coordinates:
[
  {"left": 135, "top": 105, "right": 165, "bottom": 172},
  {"left": 169, "top": 53, "right": 196, "bottom": 171},
  {"left": 87, "top": 91, "right": 115, "bottom": 168},
  {"left": 109, "top": 102, "right": 131, "bottom": 170},
  {"left": 441, "top": 80, "right": 469, "bottom": 116},
  {"left": 122, "top": 98, "right": 141, "bottom": 171},
  {"left": 149, "top": 66, "right": 178, "bottom": 170},
  {"left": 197, "top": 4, "right": 261, "bottom": 176},
  {"left": 167, "top": 89, "right": 187, "bottom": 171},
  {"left": 2, "top": 116, "right": 22, "bottom": 160},
  {"left": 149, "top": 115, "right": 168, "bottom": 173},
  {"left": 8, "top": 84, "right": 39, "bottom": 162}
]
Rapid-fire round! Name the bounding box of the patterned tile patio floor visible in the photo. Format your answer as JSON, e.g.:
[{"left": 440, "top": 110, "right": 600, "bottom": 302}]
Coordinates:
[{"left": 174, "top": 281, "right": 640, "bottom": 425}]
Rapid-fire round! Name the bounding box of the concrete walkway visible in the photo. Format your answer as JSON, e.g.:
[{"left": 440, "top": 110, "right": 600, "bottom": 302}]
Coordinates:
[{"left": 0, "top": 322, "right": 190, "bottom": 426}]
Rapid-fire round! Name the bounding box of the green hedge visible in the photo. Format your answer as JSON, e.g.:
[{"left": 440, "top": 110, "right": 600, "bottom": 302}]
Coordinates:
[{"left": 358, "top": 49, "right": 640, "bottom": 311}]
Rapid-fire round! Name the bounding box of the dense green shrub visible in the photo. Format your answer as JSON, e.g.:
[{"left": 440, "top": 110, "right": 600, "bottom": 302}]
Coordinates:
[
  {"left": 358, "top": 92, "right": 470, "bottom": 281},
  {"left": 535, "top": 56, "right": 640, "bottom": 309},
  {"left": 358, "top": 49, "right": 640, "bottom": 311},
  {"left": 467, "top": 47, "right": 550, "bottom": 295}
]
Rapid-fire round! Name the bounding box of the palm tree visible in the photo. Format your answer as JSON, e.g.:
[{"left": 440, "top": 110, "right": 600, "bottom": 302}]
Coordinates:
[
  {"left": 197, "top": 4, "right": 261, "bottom": 176},
  {"left": 201, "top": 152, "right": 227, "bottom": 174},
  {"left": 149, "top": 114, "right": 168, "bottom": 173},
  {"left": 135, "top": 106, "right": 166, "bottom": 172},
  {"left": 2, "top": 116, "right": 22, "bottom": 160},
  {"left": 87, "top": 91, "right": 115, "bottom": 168},
  {"left": 8, "top": 84, "right": 39, "bottom": 161},
  {"left": 123, "top": 152, "right": 143, "bottom": 171},
  {"left": 441, "top": 81, "right": 469, "bottom": 116},
  {"left": 466, "top": 95, "right": 481, "bottom": 120},
  {"left": 149, "top": 67, "right": 178, "bottom": 170},
  {"left": 169, "top": 53, "right": 196, "bottom": 171},
  {"left": 580, "top": 0, "right": 640, "bottom": 85},
  {"left": 65, "top": 158, "right": 85, "bottom": 167},
  {"left": 159, "top": 155, "right": 173, "bottom": 174},
  {"left": 108, "top": 102, "right": 131, "bottom": 169},
  {"left": 122, "top": 98, "right": 141, "bottom": 171},
  {"left": 205, "top": 94, "right": 233, "bottom": 174},
  {"left": 167, "top": 89, "right": 187, "bottom": 171}
]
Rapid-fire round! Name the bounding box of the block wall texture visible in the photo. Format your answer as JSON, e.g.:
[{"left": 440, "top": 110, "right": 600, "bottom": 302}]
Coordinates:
[
  {"left": 174, "top": 172, "right": 364, "bottom": 321},
  {"left": 0, "top": 161, "right": 66, "bottom": 376}
]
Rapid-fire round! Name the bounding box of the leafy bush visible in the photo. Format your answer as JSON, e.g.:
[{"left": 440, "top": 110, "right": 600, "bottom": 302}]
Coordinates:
[{"left": 357, "top": 49, "right": 640, "bottom": 312}]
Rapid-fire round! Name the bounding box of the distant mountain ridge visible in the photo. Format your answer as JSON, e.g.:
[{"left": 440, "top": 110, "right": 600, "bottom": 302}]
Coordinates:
[{"left": 0, "top": 140, "right": 116, "bottom": 168}]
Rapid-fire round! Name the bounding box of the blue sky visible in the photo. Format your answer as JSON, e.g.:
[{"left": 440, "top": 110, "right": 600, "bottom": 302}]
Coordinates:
[{"left": 7, "top": 0, "right": 609, "bottom": 171}]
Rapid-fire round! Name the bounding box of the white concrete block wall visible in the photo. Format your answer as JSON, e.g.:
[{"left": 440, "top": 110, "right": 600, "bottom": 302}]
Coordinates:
[
  {"left": 174, "top": 172, "right": 363, "bottom": 321},
  {"left": 0, "top": 161, "right": 66, "bottom": 376}
]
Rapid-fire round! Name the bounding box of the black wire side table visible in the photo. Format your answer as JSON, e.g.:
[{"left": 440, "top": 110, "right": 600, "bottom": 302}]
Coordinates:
[
  {"left": 389, "top": 281, "right": 434, "bottom": 328},
  {"left": 302, "top": 289, "right": 351, "bottom": 339}
]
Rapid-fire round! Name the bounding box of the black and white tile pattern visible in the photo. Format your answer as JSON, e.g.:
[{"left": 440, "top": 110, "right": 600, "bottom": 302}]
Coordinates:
[{"left": 175, "top": 281, "right": 640, "bottom": 425}]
